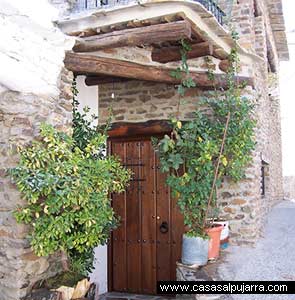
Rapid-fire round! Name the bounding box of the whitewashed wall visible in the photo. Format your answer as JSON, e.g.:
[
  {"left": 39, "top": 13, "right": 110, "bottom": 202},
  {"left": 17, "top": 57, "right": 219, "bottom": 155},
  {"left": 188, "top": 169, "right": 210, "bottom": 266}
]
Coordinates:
[
  {"left": 0, "top": 0, "right": 74, "bottom": 95},
  {"left": 76, "top": 75, "right": 99, "bottom": 122},
  {"left": 76, "top": 75, "right": 108, "bottom": 294},
  {"left": 90, "top": 245, "right": 108, "bottom": 294},
  {"left": 0, "top": 1, "right": 75, "bottom": 299}
]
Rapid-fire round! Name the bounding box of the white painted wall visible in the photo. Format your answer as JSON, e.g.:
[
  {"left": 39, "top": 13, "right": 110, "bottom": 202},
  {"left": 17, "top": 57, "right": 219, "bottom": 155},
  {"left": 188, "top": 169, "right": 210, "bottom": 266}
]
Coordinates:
[
  {"left": 90, "top": 245, "right": 108, "bottom": 294},
  {"left": 0, "top": 0, "right": 74, "bottom": 95},
  {"left": 76, "top": 75, "right": 99, "bottom": 122},
  {"left": 76, "top": 75, "right": 108, "bottom": 294}
]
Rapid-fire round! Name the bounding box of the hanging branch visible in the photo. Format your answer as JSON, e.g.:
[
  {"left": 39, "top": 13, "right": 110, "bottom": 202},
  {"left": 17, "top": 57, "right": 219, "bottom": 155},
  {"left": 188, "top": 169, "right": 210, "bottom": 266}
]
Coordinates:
[
  {"left": 202, "top": 111, "right": 231, "bottom": 230},
  {"left": 154, "top": 35, "right": 256, "bottom": 238}
]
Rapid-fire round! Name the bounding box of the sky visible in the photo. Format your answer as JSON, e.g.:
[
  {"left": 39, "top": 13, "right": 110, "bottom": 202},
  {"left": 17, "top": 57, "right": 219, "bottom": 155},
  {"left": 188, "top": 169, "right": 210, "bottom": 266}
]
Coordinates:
[{"left": 281, "top": 0, "right": 295, "bottom": 176}]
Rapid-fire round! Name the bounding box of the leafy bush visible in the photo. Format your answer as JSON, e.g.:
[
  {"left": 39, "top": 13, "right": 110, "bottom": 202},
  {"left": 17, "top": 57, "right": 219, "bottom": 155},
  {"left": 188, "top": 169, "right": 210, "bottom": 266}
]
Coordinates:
[
  {"left": 154, "top": 39, "right": 256, "bottom": 238},
  {"left": 10, "top": 80, "right": 131, "bottom": 276}
]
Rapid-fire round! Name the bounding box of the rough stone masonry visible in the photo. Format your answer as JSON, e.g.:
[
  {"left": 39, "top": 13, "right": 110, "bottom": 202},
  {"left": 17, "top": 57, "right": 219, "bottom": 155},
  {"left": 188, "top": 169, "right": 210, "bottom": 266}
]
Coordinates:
[
  {"left": 97, "top": 0, "right": 286, "bottom": 245},
  {"left": 0, "top": 0, "right": 288, "bottom": 299},
  {"left": 0, "top": 1, "right": 74, "bottom": 299}
]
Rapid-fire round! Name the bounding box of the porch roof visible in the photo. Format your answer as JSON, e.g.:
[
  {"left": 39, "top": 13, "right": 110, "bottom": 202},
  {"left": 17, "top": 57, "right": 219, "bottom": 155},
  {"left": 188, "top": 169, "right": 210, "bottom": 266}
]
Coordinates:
[
  {"left": 59, "top": 0, "right": 262, "bottom": 88},
  {"left": 58, "top": 0, "right": 262, "bottom": 65}
]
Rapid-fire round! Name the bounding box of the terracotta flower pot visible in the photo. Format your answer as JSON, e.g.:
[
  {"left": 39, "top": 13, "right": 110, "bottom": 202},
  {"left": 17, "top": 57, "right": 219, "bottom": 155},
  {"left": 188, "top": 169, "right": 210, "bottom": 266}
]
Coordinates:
[{"left": 205, "top": 224, "right": 223, "bottom": 260}]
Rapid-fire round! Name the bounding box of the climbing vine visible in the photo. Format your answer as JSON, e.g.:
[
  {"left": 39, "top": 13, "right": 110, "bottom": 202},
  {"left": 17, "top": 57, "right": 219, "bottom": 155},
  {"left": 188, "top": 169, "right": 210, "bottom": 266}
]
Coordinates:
[
  {"left": 154, "top": 35, "right": 256, "bottom": 238},
  {"left": 9, "top": 79, "right": 131, "bottom": 276}
]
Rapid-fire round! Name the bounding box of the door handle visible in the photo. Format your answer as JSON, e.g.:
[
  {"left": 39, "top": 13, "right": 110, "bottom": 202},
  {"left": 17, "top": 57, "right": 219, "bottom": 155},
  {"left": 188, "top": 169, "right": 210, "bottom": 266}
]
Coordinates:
[{"left": 159, "top": 221, "right": 169, "bottom": 234}]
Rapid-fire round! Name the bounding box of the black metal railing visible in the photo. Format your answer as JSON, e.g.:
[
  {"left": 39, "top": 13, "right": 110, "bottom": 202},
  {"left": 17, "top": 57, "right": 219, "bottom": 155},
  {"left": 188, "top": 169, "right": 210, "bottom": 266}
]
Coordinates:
[
  {"left": 73, "top": 0, "right": 226, "bottom": 25},
  {"left": 196, "top": 0, "right": 226, "bottom": 25}
]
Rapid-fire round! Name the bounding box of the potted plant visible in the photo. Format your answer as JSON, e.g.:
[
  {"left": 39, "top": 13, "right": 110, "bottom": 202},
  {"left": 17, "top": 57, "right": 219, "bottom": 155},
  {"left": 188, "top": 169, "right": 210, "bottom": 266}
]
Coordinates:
[
  {"left": 154, "top": 38, "right": 256, "bottom": 265},
  {"left": 153, "top": 112, "right": 229, "bottom": 265},
  {"left": 208, "top": 207, "right": 230, "bottom": 250},
  {"left": 9, "top": 82, "right": 132, "bottom": 281},
  {"left": 154, "top": 92, "right": 255, "bottom": 263}
]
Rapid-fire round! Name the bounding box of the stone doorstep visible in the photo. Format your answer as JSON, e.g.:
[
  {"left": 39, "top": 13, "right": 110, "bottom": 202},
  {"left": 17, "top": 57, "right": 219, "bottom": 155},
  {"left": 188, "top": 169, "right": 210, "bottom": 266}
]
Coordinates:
[
  {"left": 101, "top": 291, "right": 226, "bottom": 300},
  {"left": 101, "top": 252, "right": 230, "bottom": 300},
  {"left": 100, "top": 292, "right": 173, "bottom": 300},
  {"left": 24, "top": 250, "right": 229, "bottom": 300},
  {"left": 22, "top": 289, "right": 62, "bottom": 300},
  {"left": 176, "top": 251, "right": 231, "bottom": 300}
]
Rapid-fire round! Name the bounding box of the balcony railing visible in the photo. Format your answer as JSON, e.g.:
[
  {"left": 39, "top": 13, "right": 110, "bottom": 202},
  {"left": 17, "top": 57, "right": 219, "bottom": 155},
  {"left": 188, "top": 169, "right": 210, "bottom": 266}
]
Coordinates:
[{"left": 72, "top": 0, "right": 226, "bottom": 25}]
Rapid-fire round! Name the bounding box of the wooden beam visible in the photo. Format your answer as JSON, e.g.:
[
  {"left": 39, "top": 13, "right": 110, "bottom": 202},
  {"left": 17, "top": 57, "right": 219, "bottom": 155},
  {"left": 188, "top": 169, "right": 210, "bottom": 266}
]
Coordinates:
[
  {"left": 85, "top": 76, "right": 130, "bottom": 85},
  {"left": 73, "top": 20, "right": 192, "bottom": 52},
  {"left": 108, "top": 120, "right": 172, "bottom": 138},
  {"left": 65, "top": 53, "right": 254, "bottom": 88},
  {"left": 219, "top": 60, "right": 230, "bottom": 73},
  {"left": 152, "top": 42, "right": 212, "bottom": 63}
]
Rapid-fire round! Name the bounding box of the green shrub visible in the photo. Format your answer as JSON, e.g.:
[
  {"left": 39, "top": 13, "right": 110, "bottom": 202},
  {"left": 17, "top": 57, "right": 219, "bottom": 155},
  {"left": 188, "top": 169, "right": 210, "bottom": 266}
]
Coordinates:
[
  {"left": 10, "top": 80, "right": 131, "bottom": 276},
  {"left": 154, "top": 38, "right": 256, "bottom": 238}
]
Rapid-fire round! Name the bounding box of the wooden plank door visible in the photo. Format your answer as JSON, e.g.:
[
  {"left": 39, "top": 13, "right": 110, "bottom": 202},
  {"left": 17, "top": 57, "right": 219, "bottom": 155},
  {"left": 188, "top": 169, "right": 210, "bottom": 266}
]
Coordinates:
[{"left": 109, "top": 138, "right": 183, "bottom": 295}]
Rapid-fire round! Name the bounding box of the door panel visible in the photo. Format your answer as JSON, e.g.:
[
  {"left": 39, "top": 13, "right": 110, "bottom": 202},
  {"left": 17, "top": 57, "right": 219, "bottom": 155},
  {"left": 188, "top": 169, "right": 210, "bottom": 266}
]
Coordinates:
[
  {"left": 111, "top": 142, "right": 127, "bottom": 292},
  {"left": 110, "top": 138, "right": 184, "bottom": 295},
  {"left": 156, "top": 154, "right": 171, "bottom": 282},
  {"left": 126, "top": 142, "right": 142, "bottom": 293},
  {"left": 141, "top": 141, "right": 157, "bottom": 294},
  {"left": 171, "top": 194, "right": 184, "bottom": 280}
]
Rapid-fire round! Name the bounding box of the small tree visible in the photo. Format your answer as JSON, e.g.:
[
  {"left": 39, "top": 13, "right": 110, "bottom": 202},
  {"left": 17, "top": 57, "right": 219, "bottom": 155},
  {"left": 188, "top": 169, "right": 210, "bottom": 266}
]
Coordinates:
[
  {"left": 154, "top": 37, "right": 256, "bottom": 238},
  {"left": 10, "top": 80, "right": 131, "bottom": 276}
]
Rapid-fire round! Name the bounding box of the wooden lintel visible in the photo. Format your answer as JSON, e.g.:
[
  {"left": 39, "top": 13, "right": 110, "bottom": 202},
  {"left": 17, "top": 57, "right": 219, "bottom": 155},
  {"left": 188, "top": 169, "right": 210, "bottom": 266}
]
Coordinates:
[
  {"left": 152, "top": 42, "right": 211, "bottom": 63},
  {"left": 85, "top": 76, "right": 130, "bottom": 86},
  {"left": 73, "top": 20, "right": 192, "bottom": 52},
  {"left": 65, "top": 53, "right": 254, "bottom": 88},
  {"left": 108, "top": 120, "right": 172, "bottom": 139},
  {"left": 219, "top": 60, "right": 230, "bottom": 73}
]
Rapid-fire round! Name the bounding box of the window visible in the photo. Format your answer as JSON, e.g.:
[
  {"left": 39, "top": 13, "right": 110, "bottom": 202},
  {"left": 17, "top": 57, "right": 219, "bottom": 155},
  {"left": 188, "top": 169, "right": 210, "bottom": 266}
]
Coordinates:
[{"left": 261, "top": 160, "right": 269, "bottom": 197}]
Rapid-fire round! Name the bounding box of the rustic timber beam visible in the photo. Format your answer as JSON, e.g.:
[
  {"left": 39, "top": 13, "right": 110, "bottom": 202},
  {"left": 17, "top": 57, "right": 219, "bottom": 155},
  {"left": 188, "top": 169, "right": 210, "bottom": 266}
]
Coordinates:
[
  {"left": 85, "top": 76, "right": 130, "bottom": 85},
  {"left": 73, "top": 20, "right": 192, "bottom": 52},
  {"left": 219, "top": 60, "right": 230, "bottom": 73},
  {"left": 152, "top": 42, "right": 212, "bottom": 63},
  {"left": 65, "top": 53, "right": 254, "bottom": 88},
  {"left": 108, "top": 120, "right": 172, "bottom": 139}
]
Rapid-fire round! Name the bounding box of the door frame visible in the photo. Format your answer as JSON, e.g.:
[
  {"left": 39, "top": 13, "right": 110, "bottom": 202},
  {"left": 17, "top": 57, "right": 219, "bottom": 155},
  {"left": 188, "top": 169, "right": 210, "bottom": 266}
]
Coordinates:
[{"left": 107, "top": 120, "right": 172, "bottom": 293}]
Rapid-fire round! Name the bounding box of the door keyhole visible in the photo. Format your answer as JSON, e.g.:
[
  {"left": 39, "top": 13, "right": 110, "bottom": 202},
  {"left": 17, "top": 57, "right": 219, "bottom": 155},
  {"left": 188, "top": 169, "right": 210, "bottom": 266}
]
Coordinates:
[{"left": 159, "top": 221, "right": 169, "bottom": 234}]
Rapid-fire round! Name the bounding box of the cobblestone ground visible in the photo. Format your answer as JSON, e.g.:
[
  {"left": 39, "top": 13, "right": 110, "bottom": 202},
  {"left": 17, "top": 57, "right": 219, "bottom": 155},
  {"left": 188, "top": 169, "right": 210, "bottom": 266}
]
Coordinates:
[{"left": 218, "top": 200, "right": 295, "bottom": 300}]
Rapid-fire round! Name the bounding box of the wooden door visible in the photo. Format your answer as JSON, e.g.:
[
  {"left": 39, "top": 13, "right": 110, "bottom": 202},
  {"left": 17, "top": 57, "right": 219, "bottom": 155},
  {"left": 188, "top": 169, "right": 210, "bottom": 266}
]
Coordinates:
[{"left": 109, "top": 138, "right": 184, "bottom": 295}]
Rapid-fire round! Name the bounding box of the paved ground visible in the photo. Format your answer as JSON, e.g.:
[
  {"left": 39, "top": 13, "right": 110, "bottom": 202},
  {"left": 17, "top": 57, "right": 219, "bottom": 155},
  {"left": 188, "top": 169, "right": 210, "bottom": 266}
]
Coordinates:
[{"left": 218, "top": 200, "right": 295, "bottom": 300}]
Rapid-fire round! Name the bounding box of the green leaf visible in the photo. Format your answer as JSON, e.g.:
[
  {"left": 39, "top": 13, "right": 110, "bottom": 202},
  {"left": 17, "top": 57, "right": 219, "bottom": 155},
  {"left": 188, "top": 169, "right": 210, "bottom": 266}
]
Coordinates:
[
  {"left": 152, "top": 38, "right": 256, "bottom": 238},
  {"left": 9, "top": 79, "right": 131, "bottom": 276}
]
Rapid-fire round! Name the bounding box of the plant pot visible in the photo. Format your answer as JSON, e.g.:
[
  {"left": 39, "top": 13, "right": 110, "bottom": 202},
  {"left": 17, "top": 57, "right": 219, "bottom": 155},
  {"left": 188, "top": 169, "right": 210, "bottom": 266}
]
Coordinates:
[
  {"left": 205, "top": 224, "right": 223, "bottom": 260},
  {"left": 181, "top": 234, "right": 209, "bottom": 266},
  {"left": 213, "top": 220, "right": 229, "bottom": 249}
]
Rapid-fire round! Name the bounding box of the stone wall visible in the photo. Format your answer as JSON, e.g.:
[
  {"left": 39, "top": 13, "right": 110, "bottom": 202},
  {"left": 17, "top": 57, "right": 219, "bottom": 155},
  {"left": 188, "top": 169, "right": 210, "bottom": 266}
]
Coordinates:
[
  {"left": 215, "top": 0, "right": 284, "bottom": 243},
  {"left": 0, "top": 68, "right": 73, "bottom": 300},
  {"left": 283, "top": 176, "right": 295, "bottom": 200},
  {"left": 99, "top": 81, "right": 201, "bottom": 124},
  {"left": 99, "top": 76, "right": 282, "bottom": 246},
  {"left": 223, "top": 0, "right": 284, "bottom": 238},
  {"left": 0, "top": 1, "right": 74, "bottom": 299},
  {"left": 50, "top": 0, "right": 285, "bottom": 244},
  {"left": 99, "top": 79, "right": 268, "bottom": 244},
  {"left": 0, "top": 0, "right": 287, "bottom": 299},
  {"left": 96, "top": 0, "right": 285, "bottom": 244}
]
